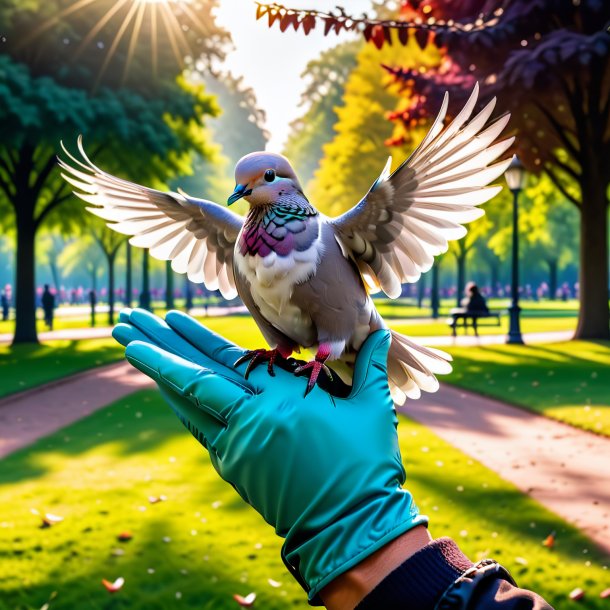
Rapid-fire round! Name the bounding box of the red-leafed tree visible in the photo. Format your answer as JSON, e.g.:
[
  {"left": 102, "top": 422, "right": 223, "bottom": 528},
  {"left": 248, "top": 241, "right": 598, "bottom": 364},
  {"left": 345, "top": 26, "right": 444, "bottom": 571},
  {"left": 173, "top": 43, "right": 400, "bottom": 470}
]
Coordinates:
[
  {"left": 383, "top": 0, "right": 610, "bottom": 340},
  {"left": 259, "top": 0, "right": 610, "bottom": 339}
]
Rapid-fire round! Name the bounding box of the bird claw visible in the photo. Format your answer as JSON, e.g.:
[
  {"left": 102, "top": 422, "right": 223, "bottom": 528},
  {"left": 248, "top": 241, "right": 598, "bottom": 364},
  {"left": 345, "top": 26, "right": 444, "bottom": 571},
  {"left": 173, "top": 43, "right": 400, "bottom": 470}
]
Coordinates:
[
  {"left": 294, "top": 356, "right": 333, "bottom": 397},
  {"left": 234, "top": 348, "right": 281, "bottom": 379}
]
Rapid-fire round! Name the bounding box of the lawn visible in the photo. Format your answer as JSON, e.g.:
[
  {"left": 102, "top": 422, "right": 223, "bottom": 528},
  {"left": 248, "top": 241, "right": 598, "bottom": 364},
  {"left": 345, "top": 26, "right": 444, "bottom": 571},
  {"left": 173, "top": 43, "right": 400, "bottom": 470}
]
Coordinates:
[
  {"left": 0, "top": 390, "right": 607, "bottom": 610},
  {"left": 0, "top": 339, "right": 125, "bottom": 399},
  {"left": 444, "top": 342, "right": 610, "bottom": 436},
  {"left": 0, "top": 317, "right": 266, "bottom": 398},
  {"left": 388, "top": 315, "right": 576, "bottom": 337}
]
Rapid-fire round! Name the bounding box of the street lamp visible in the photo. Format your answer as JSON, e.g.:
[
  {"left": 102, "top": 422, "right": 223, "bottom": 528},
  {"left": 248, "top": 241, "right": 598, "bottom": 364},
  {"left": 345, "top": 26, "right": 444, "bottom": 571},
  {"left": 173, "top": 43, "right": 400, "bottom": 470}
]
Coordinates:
[{"left": 504, "top": 155, "right": 525, "bottom": 344}]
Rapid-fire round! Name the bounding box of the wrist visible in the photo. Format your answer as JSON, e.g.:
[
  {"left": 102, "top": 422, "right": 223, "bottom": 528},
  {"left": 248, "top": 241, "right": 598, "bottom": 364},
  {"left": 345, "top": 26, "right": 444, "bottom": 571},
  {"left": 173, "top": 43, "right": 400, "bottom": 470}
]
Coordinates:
[{"left": 320, "top": 525, "right": 433, "bottom": 610}]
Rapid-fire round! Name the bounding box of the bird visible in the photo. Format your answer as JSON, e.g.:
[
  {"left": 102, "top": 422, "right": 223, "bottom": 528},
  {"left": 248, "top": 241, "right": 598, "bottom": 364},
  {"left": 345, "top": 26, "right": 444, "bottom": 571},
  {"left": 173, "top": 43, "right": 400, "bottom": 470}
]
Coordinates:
[{"left": 58, "top": 84, "right": 513, "bottom": 403}]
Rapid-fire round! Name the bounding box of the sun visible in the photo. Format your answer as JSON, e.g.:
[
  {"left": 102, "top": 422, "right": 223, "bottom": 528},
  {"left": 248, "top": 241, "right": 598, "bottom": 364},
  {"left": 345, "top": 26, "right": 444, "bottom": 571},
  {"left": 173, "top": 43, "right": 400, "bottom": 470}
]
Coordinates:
[{"left": 17, "top": 0, "right": 210, "bottom": 88}]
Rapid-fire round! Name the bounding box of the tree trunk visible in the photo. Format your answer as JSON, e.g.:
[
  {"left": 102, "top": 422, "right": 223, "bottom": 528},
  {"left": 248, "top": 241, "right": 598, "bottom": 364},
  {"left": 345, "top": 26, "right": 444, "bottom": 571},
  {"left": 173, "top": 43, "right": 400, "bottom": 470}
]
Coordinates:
[
  {"left": 49, "top": 259, "right": 60, "bottom": 297},
  {"left": 547, "top": 259, "right": 558, "bottom": 301},
  {"left": 139, "top": 249, "right": 151, "bottom": 310},
  {"left": 417, "top": 274, "right": 426, "bottom": 309},
  {"left": 185, "top": 275, "right": 193, "bottom": 311},
  {"left": 165, "top": 260, "right": 174, "bottom": 310},
  {"left": 574, "top": 178, "right": 609, "bottom": 339},
  {"left": 455, "top": 250, "right": 466, "bottom": 307},
  {"left": 430, "top": 262, "right": 440, "bottom": 319},
  {"left": 107, "top": 252, "right": 116, "bottom": 326},
  {"left": 12, "top": 213, "right": 38, "bottom": 344},
  {"left": 488, "top": 259, "right": 499, "bottom": 297},
  {"left": 125, "top": 242, "right": 132, "bottom": 307}
]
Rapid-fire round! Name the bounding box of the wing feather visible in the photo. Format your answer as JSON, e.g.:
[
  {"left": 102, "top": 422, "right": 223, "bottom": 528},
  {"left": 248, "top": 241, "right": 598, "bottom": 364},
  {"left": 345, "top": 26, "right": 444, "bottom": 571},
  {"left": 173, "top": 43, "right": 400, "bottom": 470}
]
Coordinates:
[
  {"left": 58, "top": 137, "right": 243, "bottom": 299},
  {"left": 331, "top": 85, "right": 510, "bottom": 297}
]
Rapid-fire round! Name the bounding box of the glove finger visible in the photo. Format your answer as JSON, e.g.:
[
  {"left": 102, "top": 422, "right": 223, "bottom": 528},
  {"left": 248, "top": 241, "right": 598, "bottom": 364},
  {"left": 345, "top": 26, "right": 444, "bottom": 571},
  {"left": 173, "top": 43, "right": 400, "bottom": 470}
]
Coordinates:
[
  {"left": 118, "top": 308, "right": 134, "bottom": 324},
  {"left": 350, "top": 329, "right": 391, "bottom": 398},
  {"left": 125, "top": 341, "right": 250, "bottom": 424},
  {"left": 113, "top": 322, "right": 149, "bottom": 348},
  {"left": 124, "top": 309, "right": 244, "bottom": 383},
  {"left": 156, "top": 383, "right": 226, "bottom": 453},
  {"left": 165, "top": 310, "right": 248, "bottom": 369}
]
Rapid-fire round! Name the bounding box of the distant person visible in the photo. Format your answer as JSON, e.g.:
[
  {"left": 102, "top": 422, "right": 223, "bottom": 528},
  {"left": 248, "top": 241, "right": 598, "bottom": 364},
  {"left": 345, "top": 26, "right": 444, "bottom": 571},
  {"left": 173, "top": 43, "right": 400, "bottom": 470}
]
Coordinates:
[
  {"left": 89, "top": 289, "right": 97, "bottom": 327},
  {"left": 463, "top": 281, "right": 489, "bottom": 314},
  {"left": 449, "top": 282, "right": 489, "bottom": 336},
  {"left": 1, "top": 291, "right": 9, "bottom": 321},
  {"left": 41, "top": 284, "right": 55, "bottom": 330}
]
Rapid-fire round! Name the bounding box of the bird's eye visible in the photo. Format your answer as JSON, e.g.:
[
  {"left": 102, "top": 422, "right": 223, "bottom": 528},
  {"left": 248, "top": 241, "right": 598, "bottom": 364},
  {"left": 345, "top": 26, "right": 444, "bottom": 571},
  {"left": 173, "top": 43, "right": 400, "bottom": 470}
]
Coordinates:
[{"left": 264, "top": 169, "right": 276, "bottom": 182}]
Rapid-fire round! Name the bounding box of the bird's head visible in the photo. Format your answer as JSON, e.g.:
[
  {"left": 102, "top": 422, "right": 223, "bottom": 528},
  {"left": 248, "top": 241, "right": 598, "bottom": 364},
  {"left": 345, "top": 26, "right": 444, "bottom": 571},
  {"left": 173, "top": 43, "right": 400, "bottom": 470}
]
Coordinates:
[{"left": 228, "top": 152, "right": 304, "bottom": 207}]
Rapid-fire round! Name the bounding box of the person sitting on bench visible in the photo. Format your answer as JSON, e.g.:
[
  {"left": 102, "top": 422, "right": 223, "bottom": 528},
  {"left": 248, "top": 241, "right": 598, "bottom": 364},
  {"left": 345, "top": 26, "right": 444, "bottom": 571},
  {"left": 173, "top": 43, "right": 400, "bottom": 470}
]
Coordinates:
[{"left": 449, "top": 282, "right": 490, "bottom": 336}]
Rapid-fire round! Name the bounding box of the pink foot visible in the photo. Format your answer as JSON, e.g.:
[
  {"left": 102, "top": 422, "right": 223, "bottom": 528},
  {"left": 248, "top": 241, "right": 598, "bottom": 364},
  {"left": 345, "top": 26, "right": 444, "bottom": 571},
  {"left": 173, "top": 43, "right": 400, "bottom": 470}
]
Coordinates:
[
  {"left": 234, "top": 347, "right": 290, "bottom": 379},
  {"left": 294, "top": 346, "right": 334, "bottom": 397}
]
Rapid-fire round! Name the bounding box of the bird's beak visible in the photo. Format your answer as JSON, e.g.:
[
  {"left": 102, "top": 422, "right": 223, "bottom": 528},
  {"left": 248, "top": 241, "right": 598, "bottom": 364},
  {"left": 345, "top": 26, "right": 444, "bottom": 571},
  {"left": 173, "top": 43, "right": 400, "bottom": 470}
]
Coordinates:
[{"left": 228, "top": 183, "right": 252, "bottom": 206}]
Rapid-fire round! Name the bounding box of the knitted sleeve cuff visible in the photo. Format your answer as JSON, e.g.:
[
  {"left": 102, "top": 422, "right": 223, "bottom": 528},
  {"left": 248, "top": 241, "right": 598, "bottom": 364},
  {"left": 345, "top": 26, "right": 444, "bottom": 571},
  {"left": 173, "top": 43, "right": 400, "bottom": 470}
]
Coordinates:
[{"left": 355, "top": 537, "right": 474, "bottom": 610}]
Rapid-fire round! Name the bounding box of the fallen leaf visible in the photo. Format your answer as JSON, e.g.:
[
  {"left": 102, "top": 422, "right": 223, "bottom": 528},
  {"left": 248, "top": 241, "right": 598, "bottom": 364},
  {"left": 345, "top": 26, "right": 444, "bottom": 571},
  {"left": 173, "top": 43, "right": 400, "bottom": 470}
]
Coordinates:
[
  {"left": 148, "top": 495, "right": 167, "bottom": 504},
  {"left": 31, "top": 509, "right": 64, "bottom": 528},
  {"left": 234, "top": 592, "right": 256, "bottom": 606},
  {"left": 267, "top": 578, "right": 281, "bottom": 588},
  {"left": 600, "top": 588, "right": 610, "bottom": 598},
  {"left": 514, "top": 557, "right": 528, "bottom": 566},
  {"left": 102, "top": 577, "right": 125, "bottom": 593},
  {"left": 569, "top": 588, "right": 585, "bottom": 601},
  {"left": 542, "top": 532, "right": 555, "bottom": 548},
  {"left": 117, "top": 531, "right": 133, "bottom": 542}
]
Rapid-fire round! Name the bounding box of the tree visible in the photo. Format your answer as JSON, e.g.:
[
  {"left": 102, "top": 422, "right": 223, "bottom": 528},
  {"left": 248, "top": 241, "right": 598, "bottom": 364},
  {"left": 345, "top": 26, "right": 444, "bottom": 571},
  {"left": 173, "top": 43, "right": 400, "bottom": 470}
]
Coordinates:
[
  {"left": 90, "top": 223, "right": 126, "bottom": 325},
  {"left": 0, "top": 0, "right": 228, "bottom": 343},
  {"left": 382, "top": 0, "right": 610, "bottom": 338},
  {"left": 310, "top": 33, "right": 440, "bottom": 216},
  {"left": 174, "top": 71, "right": 268, "bottom": 213},
  {"left": 283, "top": 40, "right": 359, "bottom": 188}
]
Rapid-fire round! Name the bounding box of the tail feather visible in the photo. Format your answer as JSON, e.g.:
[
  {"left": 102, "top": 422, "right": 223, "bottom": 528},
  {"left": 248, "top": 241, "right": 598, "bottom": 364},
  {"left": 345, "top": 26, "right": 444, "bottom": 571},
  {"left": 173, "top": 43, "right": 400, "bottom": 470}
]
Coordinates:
[{"left": 388, "top": 329, "right": 452, "bottom": 405}]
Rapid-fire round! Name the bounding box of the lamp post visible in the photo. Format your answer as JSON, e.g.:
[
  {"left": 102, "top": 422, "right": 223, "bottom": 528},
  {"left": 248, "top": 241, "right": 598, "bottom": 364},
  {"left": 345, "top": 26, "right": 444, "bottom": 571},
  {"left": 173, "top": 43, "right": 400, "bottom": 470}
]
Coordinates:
[{"left": 504, "top": 155, "right": 525, "bottom": 344}]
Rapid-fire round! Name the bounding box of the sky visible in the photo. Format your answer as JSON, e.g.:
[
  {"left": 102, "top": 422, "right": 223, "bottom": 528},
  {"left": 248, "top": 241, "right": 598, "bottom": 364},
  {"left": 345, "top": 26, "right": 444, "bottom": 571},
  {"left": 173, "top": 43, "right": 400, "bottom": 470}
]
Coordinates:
[{"left": 214, "top": 0, "right": 373, "bottom": 151}]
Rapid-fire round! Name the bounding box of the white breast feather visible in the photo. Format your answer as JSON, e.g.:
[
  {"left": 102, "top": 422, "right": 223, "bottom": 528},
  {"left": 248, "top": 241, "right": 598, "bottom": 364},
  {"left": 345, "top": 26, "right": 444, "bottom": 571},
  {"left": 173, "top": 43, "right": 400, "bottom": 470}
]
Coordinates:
[{"left": 235, "top": 238, "right": 324, "bottom": 346}]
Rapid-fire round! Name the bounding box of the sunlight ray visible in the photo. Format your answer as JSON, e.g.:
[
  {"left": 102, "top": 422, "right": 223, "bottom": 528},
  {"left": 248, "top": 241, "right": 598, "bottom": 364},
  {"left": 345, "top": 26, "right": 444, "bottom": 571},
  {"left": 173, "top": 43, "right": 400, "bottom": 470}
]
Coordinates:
[
  {"left": 179, "top": 2, "right": 212, "bottom": 38},
  {"left": 160, "top": 1, "right": 192, "bottom": 56},
  {"left": 122, "top": 1, "right": 147, "bottom": 84},
  {"left": 159, "top": 2, "right": 186, "bottom": 69},
  {"left": 93, "top": 0, "right": 140, "bottom": 90},
  {"left": 16, "top": 0, "right": 98, "bottom": 49},
  {"left": 73, "top": 0, "right": 131, "bottom": 61},
  {"left": 150, "top": 4, "right": 158, "bottom": 77}
]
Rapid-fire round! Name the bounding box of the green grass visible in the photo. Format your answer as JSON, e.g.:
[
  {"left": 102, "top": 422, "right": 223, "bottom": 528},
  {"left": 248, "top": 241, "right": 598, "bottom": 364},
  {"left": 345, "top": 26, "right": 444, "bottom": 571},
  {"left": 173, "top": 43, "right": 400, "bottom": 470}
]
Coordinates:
[
  {"left": 0, "top": 317, "right": 266, "bottom": 398},
  {"left": 375, "top": 297, "right": 581, "bottom": 319},
  {"left": 0, "top": 391, "right": 607, "bottom": 609},
  {"left": 388, "top": 315, "right": 576, "bottom": 337},
  {"left": 0, "top": 339, "right": 125, "bottom": 398},
  {"left": 444, "top": 342, "right": 610, "bottom": 436}
]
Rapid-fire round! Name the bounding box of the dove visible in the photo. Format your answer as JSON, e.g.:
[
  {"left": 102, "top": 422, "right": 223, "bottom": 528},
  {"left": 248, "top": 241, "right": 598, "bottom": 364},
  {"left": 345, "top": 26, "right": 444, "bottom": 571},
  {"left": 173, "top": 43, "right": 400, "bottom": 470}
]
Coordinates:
[{"left": 59, "top": 84, "right": 513, "bottom": 403}]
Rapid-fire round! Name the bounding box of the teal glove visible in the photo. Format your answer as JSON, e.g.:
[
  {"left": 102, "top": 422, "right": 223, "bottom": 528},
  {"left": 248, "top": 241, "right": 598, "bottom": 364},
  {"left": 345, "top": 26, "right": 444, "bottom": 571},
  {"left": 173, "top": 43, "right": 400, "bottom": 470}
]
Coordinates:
[{"left": 113, "top": 309, "right": 427, "bottom": 604}]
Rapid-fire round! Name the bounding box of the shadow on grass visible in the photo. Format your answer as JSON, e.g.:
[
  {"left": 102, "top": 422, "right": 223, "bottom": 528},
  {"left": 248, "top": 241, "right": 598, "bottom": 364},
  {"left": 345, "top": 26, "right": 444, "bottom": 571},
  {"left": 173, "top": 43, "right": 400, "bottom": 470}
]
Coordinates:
[{"left": 0, "top": 513, "right": 304, "bottom": 610}]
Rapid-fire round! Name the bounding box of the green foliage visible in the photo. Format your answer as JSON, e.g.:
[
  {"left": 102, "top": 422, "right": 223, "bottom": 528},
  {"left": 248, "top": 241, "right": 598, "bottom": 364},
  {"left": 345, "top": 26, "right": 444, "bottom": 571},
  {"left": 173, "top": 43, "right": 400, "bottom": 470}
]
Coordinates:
[
  {"left": 174, "top": 72, "right": 268, "bottom": 209},
  {"left": 283, "top": 40, "right": 360, "bottom": 188},
  {"left": 310, "top": 33, "right": 441, "bottom": 217}
]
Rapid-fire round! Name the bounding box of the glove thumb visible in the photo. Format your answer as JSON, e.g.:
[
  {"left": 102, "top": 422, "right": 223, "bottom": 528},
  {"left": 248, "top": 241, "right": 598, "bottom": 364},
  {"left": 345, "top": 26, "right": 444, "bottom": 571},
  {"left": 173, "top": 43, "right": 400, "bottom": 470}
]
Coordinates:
[{"left": 350, "top": 329, "right": 391, "bottom": 398}]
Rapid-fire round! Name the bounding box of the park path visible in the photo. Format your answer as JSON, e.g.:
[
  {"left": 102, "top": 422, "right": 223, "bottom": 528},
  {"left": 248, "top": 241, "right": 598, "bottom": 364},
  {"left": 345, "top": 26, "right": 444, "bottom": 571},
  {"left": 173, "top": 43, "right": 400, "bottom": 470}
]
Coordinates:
[
  {"left": 0, "top": 361, "right": 153, "bottom": 458},
  {"left": 0, "top": 324, "right": 573, "bottom": 346},
  {"left": 1, "top": 356, "right": 607, "bottom": 555},
  {"left": 400, "top": 386, "right": 610, "bottom": 555}
]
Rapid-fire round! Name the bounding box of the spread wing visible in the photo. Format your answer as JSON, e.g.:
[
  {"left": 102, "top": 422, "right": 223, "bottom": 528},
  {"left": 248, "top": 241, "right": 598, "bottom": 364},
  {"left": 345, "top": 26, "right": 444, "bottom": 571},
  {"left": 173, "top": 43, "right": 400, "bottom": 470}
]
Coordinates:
[
  {"left": 330, "top": 83, "right": 514, "bottom": 298},
  {"left": 58, "top": 137, "right": 243, "bottom": 300}
]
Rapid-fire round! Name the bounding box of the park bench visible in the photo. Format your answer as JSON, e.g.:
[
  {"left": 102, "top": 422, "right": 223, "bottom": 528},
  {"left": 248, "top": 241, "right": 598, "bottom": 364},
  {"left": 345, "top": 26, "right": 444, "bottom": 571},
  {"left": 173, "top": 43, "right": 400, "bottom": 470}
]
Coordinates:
[{"left": 446, "top": 310, "right": 502, "bottom": 337}]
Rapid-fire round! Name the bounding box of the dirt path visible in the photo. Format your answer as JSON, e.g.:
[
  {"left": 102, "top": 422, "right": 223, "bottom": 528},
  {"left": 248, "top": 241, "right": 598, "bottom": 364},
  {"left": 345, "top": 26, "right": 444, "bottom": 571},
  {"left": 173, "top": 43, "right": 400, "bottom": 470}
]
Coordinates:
[
  {"left": 0, "top": 361, "right": 153, "bottom": 459},
  {"left": 1, "top": 359, "right": 607, "bottom": 555},
  {"left": 402, "top": 385, "right": 610, "bottom": 555}
]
